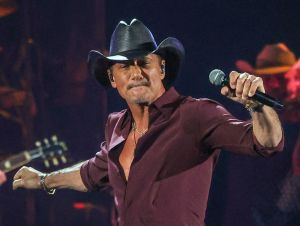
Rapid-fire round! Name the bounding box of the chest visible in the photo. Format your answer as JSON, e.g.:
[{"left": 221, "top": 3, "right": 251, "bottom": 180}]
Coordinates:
[
  {"left": 109, "top": 116, "right": 210, "bottom": 185},
  {"left": 118, "top": 132, "right": 137, "bottom": 180}
]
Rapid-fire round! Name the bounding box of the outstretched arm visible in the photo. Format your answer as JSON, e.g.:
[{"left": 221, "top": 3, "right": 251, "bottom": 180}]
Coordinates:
[
  {"left": 13, "top": 162, "right": 88, "bottom": 192},
  {"left": 251, "top": 105, "right": 282, "bottom": 147},
  {"left": 221, "top": 71, "right": 283, "bottom": 147}
]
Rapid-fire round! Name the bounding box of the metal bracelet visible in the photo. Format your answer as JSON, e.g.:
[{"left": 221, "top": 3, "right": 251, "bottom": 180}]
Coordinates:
[
  {"left": 40, "top": 174, "right": 56, "bottom": 195},
  {"left": 245, "top": 102, "right": 264, "bottom": 113}
]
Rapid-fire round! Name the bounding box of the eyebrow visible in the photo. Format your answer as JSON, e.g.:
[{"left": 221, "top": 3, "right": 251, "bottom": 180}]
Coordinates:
[
  {"left": 110, "top": 55, "right": 155, "bottom": 68},
  {"left": 136, "top": 56, "right": 152, "bottom": 61},
  {"left": 143, "top": 55, "right": 152, "bottom": 60}
]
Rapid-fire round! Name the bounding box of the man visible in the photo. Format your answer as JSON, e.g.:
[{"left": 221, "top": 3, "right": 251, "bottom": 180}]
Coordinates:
[
  {"left": 12, "top": 19, "right": 283, "bottom": 226},
  {"left": 236, "top": 43, "right": 298, "bottom": 226},
  {"left": 236, "top": 43, "right": 298, "bottom": 122}
]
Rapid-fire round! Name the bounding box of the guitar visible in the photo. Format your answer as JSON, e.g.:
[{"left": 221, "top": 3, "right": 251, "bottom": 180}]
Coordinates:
[{"left": 0, "top": 136, "right": 68, "bottom": 173}]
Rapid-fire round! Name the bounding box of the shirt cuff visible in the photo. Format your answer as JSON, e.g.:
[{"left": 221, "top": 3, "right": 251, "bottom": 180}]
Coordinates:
[
  {"left": 253, "top": 130, "right": 284, "bottom": 157},
  {"left": 80, "top": 160, "right": 96, "bottom": 192}
]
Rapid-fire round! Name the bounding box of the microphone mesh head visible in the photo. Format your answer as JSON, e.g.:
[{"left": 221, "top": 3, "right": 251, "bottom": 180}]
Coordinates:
[{"left": 209, "top": 69, "right": 225, "bottom": 86}]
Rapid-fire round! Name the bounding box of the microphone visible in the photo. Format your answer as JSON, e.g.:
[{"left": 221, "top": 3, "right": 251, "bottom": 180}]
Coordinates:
[{"left": 209, "top": 69, "right": 284, "bottom": 110}]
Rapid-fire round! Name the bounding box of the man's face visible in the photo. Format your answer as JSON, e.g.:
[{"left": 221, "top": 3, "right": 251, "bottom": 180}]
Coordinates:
[
  {"left": 109, "top": 54, "right": 166, "bottom": 105},
  {"left": 261, "top": 73, "right": 287, "bottom": 100},
  {"left": 285, "top": 66, "right": 300, "bottom": 101}
]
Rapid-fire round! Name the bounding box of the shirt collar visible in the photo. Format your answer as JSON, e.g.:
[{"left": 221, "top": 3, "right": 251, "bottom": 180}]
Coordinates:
[
  {"left": 119, "top": 86, "right": 182, "bottom": 129},
  {"left": 151, "top": 87, "right": 181, "bottom": 110}
]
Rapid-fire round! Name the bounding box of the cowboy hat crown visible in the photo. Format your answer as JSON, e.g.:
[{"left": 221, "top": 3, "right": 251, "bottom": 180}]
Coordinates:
[
  {"left": 109, "top": 19, "right": 157, "bottom": 58},
  {"left": 88, "top": 19, "right": 185, "bottom": 87},
  {"left": 236, "top": 43, "right": 297, "bottom": 75}
]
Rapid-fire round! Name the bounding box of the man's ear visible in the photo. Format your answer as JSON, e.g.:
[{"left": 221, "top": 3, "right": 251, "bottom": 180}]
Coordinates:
[
  {"left": 107, "top": 69, "right": 116, "bottom": 88},
  {"left": 160, "top": 60, "right": 166, "bottom": 80}
]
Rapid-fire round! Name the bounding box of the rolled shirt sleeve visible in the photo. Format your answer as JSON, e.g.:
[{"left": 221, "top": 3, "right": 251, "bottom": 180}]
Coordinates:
[
  {"left": 80, "top": 141, "right": 110, "bottom": 191},
  {"left": 199, "top": 99, "right": 284, "bottom": 156}
]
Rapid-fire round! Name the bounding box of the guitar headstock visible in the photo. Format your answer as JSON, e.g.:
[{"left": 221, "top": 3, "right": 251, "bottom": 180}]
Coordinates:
[{"left": 34, "top": 135, "right": 68, "bottom": 168}]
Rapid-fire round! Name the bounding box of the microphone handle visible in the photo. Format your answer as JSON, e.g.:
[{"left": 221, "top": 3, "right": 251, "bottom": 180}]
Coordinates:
[
  {"left": 221, "top": 77, "right": 284, "bottom": 110},
  {"left": 253, "top": 90, "right": 284, "bottom": 110}
]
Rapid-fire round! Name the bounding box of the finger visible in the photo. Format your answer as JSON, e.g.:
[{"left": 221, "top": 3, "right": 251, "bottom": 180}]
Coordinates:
[
  {"left": 13, "top": 166, "right": 27, "bottom": 180},
  {"left": 235, "top": 73, "right": 249, "bottom": 98},
  {"left": 242, "top": 74, "right": 255, "bottom": 99},
  {"left": 221, "top": 86, "right": 229, "bottom": 96},
  {"left": 12, "top": 179, "right": 24, "bottom": 190},
  {"left": 228, "top": 71, "right": 240, "bottom": 89},
  {"left": 249, "top": 77, "right": 264, "bottom": 97}
]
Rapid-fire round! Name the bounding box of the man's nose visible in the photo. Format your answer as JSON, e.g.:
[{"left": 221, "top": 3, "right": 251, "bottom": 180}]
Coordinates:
[{"left": 130, "top": 61, "right": 142, "bottom": 80}]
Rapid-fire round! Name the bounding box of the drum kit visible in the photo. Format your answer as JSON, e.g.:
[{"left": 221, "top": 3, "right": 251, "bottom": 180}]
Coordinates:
[
  {"left": 0, "top": 0, "right": 23, "bottom": 122},
  {"left": 0, "top": 0, "right": 38, "bottom": 156}
]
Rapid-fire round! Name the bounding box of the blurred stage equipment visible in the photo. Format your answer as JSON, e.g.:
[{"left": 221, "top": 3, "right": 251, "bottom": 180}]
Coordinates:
[
  {"left": 0, "top": 2, "right": 45, "bottom": 226},
  {"left": 0, "top": 0, "right": 42, "bottom": 148},
  {"left": 73, "top": 201, "right": 108, "bottom": 224},
  {"left": 0, "top": 86, "right": 31, "bottom": 123},
  {"left": 0, "top": 0, "right": 17, "bottom": 17},
  {"left": 73, "top": 202, "right": 107, "bottom": 213}
]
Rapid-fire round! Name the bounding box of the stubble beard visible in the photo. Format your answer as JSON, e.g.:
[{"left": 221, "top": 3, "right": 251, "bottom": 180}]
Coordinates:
[
  {"left": 127, "top": 82, "right": 152, "bottom": 106},
  {"left": 131, "top": 94, "right": 152, "bottom": 106}
]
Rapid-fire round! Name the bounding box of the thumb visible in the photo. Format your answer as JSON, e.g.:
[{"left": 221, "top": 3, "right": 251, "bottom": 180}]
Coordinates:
[
  {"left": 221, "top": 86, "right": 231, "bottom": 97},
  {"left": 221, "top": 86, "right": 241, "bottom": 103}
]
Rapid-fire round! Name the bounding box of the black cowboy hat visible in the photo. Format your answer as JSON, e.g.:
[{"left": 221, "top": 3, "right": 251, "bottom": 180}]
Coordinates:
[{"left": 88, "top": 19, "right": 185, "bottom": 87}]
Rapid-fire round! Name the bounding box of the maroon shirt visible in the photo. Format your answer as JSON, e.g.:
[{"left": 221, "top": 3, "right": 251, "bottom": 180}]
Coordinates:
[
  {"left": 292, "top": 133, "right": 300, "bottom": 175},
  {"left": 80, "top": 87, "right": 284, "bottom": 226}
]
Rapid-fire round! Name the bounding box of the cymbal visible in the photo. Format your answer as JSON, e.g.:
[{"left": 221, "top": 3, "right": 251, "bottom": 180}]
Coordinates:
[{"left": 0, "top": 0, "right": 17, "bottom": 17}]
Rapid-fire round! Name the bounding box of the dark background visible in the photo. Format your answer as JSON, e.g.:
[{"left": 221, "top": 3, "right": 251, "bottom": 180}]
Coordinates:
[{"left": 0, "top": 0, "right": 299, "bottom": 225}]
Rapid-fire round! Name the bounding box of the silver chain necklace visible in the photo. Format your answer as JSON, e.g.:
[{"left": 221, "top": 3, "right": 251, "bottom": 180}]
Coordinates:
[{"left": 132, "top": 121, "right": 148, "bottom": 136}]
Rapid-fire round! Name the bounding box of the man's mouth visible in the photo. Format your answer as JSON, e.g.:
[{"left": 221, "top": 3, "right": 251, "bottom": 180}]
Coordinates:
[{"left": 127, "top": 81, "right": 150, "bottom": 90}]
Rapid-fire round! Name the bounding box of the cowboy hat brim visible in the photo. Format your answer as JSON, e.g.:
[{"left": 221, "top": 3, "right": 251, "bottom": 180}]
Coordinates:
[
  {"left": 88, "top": 37, "right": 185, "bottom": 87},
  {"left": 254, "top": 66, "right": 293, "bottom": 75},
  {"left": 236, "top": 59, "right": 293, "bottom": 76}
]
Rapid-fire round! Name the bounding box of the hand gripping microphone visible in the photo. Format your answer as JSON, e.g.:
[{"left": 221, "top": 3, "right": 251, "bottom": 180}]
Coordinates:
[{"left": 209, "top": 69, "right": 284, "bottom": 110}]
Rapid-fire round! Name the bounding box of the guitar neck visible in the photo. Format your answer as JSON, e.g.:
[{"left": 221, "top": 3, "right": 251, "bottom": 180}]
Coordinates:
[
  {"left": 0, "top": 149, "right": 41, "bottom": 173},
  {"left": 0, "top": 137, "right": 68, "bottom": 173}
]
